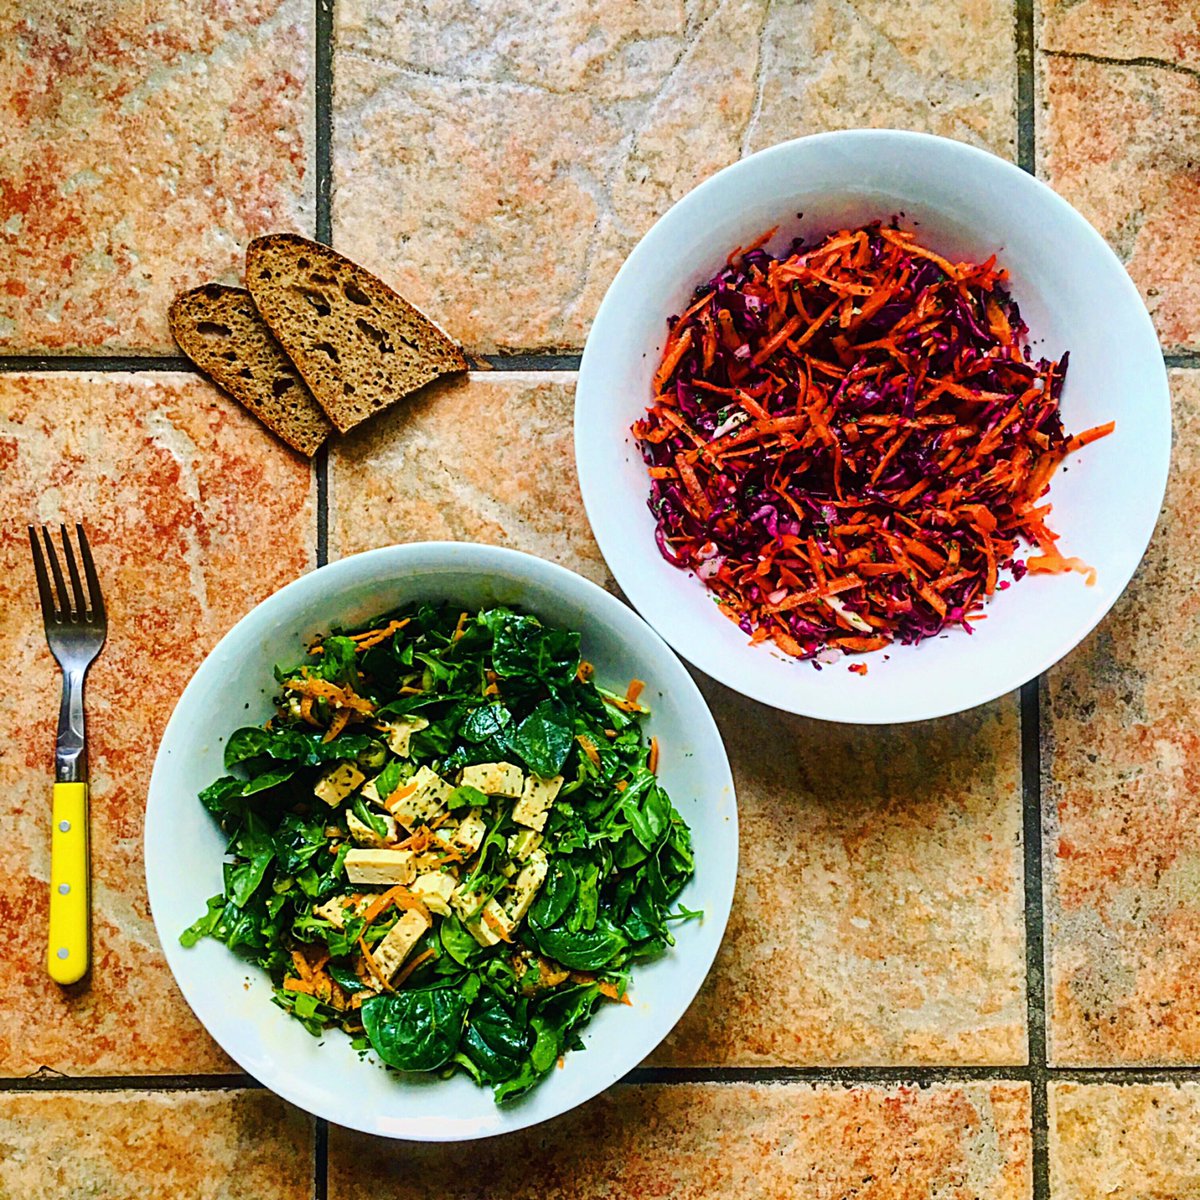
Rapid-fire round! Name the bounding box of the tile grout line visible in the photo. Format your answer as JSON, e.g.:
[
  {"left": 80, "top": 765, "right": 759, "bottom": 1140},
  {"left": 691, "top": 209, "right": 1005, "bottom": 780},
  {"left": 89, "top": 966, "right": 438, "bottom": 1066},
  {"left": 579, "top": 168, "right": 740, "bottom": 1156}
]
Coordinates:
[
  {"left": 8, "top": 1063, "right": 1200, "bottom": 1096},
  {"left": 1023, "top": 679, "right": 1051, "bottom": 1200},
  {"left": 313, "top": 6, "right": 333, "bottom": 1191},
  {"left": 1016, "top": 0, "right": 1051, "bottom": 1190}
]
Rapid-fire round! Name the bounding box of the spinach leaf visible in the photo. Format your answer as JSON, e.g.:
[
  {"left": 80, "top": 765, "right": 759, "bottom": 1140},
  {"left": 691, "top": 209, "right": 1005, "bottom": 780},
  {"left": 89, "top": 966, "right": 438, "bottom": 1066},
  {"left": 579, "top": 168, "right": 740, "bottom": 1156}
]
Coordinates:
[
  {"left": 447, "top": 784, "right": 488, "bottom": 811},
  {"left": 623, "top": 779, "right": 672, "bottom": 850},
  {"left": 440, "top": 917, "right": 485, "bottom": 967},
  {"left": 199, "top": 776, "right": 246, "bottom": 816},
  {"left": 462, "top": 991, "right": 528, "bottom": 1082},
  {"left": 510, "top": 699, "right": 574, "bottom": 778},
  {"left": 241, "top": 767, "right": 296, "bottom": 797},
  {"left": 530, "top": 921, "right": 628, "bottom": 970},
  {"left": 328, "top": 963, "right": 369, "bottom": 993},
  {"left": 529, "top": 859, "right": 577, "bottom": 928},
  {"left": 225, "top": 726, "right": 376, "bottom": 769},
  {"left": 362, "top": 988, "right": 469, "bottom": 1072},
  {"left": 490, "top": 615, "right": 580, "bottom": 686},
  {"left": 460, "top": 703, "right": 512, "bottom": 743}
]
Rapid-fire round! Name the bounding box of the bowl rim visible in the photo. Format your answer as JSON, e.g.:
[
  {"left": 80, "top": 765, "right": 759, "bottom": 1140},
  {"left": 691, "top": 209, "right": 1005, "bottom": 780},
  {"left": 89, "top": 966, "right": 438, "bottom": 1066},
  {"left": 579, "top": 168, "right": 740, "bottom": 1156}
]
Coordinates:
[
  {"left": 145, "top": 541, "right": 737, "bottom": 1140},
  {"left": 575, "top": 128, "right": 1171, "bottom": 723}
]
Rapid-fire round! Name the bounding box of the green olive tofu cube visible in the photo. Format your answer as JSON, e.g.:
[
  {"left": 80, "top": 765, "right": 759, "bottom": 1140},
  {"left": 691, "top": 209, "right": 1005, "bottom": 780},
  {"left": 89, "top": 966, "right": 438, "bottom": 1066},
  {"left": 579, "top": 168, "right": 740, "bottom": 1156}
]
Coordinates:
[
  {"left": 344, "top": 848, "right": 416, "bottom": 887},
  {"left": 313, "top": 762, "right": 365, "bottom": 808},
  {"left": 410, "top": 870, "right": 456, "bottom": 917},
  {"left": 512, "top": 774, "right": 564, "bottom": 832},
  {"left": 389, "top": 765, "right": 453, "bottom": 831},
  {"left": 346, "top": 808, "right": 397, "bottom": 847},
  {"left": 382, "top": 716, "right": 429, "bottom": 758},
  {"left": 504, "top": 848, "right": 549, "bottom": 923},
  {"left": 507, "top": 828, "right": 543, "bottom": 862},
  {"left": 459, "top": 761, "right": 525, "bottom": 798},
  {"left": 450, "top": 808, "right": 487, "bottom": 856},
  {"left": 452, "top": 884, "right": 514, "bottom": 947},
  {"left": 313, "top": 894, "right": 367, "bottom": 930},
  {"left": 373, "top": 909, "right": 431, "bottom": 981}
]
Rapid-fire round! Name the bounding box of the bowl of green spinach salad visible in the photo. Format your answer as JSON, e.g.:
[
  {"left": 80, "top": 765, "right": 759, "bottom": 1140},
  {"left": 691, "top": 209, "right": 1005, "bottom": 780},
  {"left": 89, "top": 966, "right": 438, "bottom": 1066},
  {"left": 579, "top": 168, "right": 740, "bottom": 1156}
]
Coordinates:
[{"left": 146, "top": 543, "right": 736, "bottom": 1140}]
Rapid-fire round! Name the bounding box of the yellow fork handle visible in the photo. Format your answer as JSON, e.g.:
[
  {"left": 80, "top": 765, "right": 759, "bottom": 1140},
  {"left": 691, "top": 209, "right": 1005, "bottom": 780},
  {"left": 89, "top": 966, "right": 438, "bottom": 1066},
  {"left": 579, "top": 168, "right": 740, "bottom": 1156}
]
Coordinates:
[{"left": 48, "top": 782, "right": 89, "bottom": 985}]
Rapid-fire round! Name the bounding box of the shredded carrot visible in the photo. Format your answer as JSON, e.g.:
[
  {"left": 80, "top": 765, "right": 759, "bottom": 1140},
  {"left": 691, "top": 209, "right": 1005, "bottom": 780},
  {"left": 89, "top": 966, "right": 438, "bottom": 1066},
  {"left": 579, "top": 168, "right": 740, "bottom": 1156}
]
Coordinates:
[
  {"left": 626, "top": 678, "right": 646, "bottom": 704},
  {"left": 631, "top": 221, "right": 1113, "bottom": 661},
  {"left": 322, "top": 707, "right": 351, "bottom": 743},
  {"left": 452, "top": 611, "right": 469, "bottom": 641},
  {"left": 576, "top": 660, "right": 595, "bottom": 683},
  {"left": 647, "top": 736, "right": 660, "bottom": 775},
  {"left": 576, "top": 734, "right": 601, "bottom": 768},
  {"left": 392, "top": 947, "right": 436, "bottom": 988},
  {"left": 357, "top": 937, "right": 394, "bottom": 992},
  {"left": 361, "top": 885, "right": 431, "bottom": 927},
  {"left": 282, "top": 977, "right": 314, "bottom": 994}
]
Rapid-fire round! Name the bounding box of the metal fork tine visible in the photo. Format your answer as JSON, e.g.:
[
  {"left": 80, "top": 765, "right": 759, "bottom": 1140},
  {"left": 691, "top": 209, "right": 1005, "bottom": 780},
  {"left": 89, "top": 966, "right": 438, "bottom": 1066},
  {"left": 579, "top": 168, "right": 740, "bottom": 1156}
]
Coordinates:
[
  {"left": 60, "top": 524, "right": 87, "bottom": 618},
  {"left": 76, "top": 524, "right": 106, "bottom": 623},
  {"left": 28, "top": 526, "right": 59, "bottom": 622},
  {"left": 40, "top": 526, "right": 70, "bottom": 619}
]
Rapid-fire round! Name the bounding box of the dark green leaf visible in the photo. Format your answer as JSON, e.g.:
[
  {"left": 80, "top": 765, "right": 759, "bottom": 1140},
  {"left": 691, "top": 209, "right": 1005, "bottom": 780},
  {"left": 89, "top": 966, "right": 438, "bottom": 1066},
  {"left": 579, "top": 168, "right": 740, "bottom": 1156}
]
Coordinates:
[
  {"left": 510, "top": 699, "right": 573, "bottom": 778},
  {"left": 531, "top": 921, "right": 627, "bottom": 970},
  {"left": 490, "top": 615, "right": 580, "bottom": 686},
  {"left": 362, "top": 989, "right": 469, "bottom": 1072},
  {"left": 462, "top": 992, "right": 528, "bottom": 1082},
  {"left": 460, "top": 703, "right": 512, "bottom": 743},
  {"left": 528, "top": 859, "right": 576, "bottom": 929}
]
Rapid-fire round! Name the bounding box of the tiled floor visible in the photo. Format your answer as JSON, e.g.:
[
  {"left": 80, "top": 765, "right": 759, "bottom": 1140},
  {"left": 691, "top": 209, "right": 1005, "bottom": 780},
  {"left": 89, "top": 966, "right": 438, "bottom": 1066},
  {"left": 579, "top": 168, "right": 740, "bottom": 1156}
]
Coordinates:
[{"left": 1, "top": 1, "right": 1197, "bottom": 1198}]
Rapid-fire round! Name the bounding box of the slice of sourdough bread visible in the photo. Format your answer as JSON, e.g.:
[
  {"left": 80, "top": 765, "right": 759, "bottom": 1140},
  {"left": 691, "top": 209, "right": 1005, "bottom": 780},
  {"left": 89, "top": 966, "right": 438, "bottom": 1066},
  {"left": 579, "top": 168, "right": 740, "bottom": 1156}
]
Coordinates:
[
  {"left": 245, "top": 234, "right": 468, "bottom": 434},
  {"left": 168, "top": 283, "right": 333, "bottom": 456}
]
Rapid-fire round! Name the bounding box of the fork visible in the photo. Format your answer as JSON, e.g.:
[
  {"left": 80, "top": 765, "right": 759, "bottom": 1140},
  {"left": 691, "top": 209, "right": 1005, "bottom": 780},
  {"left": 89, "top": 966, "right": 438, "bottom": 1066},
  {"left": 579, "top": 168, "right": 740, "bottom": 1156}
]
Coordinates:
[{"left": 29, "top": 524, "right": 107, "bottom": 985}]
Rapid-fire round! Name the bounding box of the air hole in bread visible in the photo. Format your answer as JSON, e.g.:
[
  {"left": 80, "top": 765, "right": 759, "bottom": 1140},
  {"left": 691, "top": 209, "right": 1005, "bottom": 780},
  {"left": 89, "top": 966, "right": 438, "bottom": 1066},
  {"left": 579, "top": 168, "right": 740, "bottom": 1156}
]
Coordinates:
[
  {"left": 343, "top": 281, "right": 373, "bottom": 306},
  {"left": 272, "top": 377, "right": 295, "bottom": 397},
  {"left": 197, "top": 321, "right": 232, "bottom": 337},
  {"left": 311, "top": 273, "right": 335, "bottom": 285},
  {"left": 355, "top": 318, "right": 394, "bottom": 354},
  {"left": 292, "top": 286, "right": 331, "bottom": 317},
  {"left": 297, "top": 257, "right": 310, "bottom": 269},
  {"left": 343, "top": 382, "right": 356, "bottom": 395},
  {"left": 313, "top": 341, "right": 341, "bottom": 363}
]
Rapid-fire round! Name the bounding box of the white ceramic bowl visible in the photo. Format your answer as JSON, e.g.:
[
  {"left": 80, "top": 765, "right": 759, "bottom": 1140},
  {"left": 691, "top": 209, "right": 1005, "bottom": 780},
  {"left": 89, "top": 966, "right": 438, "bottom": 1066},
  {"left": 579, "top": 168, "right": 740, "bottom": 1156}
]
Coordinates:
[
  {"left": 146, "top": 543, "right": 736, "bottom": 1140},
  {"left": 576, "top": 130, "right": 1171, "bottom": 723}
]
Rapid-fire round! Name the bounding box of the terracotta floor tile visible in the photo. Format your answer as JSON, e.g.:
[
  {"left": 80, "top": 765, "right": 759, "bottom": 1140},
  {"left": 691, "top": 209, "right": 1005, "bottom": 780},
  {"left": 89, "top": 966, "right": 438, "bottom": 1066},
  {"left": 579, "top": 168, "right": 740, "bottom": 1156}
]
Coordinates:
[
  {"left": 655, "top": 682, "right": 1027, "bottom": 1066},
  {"left": 332, "top": 0, "right": 1016, "bottom": 353},
  {"left": 330, "top": 372, "right": 609, "bottom": 587},
  {"left": 1049, "top": 1082, "right": 1200, "bottom": 1200},
  {"left": 1040, "top": 0, "right": 1200, "bottom": 64},
  {"left": 0, "top": 1, "right": 314, "bottom": 353},
  {"left": 329, "top": 1081, "right": 1031, "bottom": 1200},
  {"left": 1037, "top": 21, "right": 1200, "bottom": 352},
  {"left": 0, "top": 1089, "right": 312, "bottom": 1200},
  {"left": 1042, "top": 371, "right": 1200, "bottom": 1065},
  {"left": 0, "top": 373, "right": 314, "bottom": 1074}
]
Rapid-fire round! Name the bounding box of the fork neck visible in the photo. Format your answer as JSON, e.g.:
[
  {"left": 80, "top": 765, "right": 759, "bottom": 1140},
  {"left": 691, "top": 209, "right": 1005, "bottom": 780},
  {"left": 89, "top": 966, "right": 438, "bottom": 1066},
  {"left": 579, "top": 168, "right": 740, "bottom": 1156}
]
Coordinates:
[{"left": 56, "top": 667, "right": 88, "bottom": 784}]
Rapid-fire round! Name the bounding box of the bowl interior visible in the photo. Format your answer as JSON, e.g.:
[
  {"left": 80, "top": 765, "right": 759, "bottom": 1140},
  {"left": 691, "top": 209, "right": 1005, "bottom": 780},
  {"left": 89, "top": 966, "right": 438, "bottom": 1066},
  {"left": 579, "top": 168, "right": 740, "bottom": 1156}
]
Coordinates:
[
  {"left": 146, "top": 545, "right": 736, "bottom": 1140},
  {"left": 576, "top": 131, "right": 1170, "bottom": 722}
]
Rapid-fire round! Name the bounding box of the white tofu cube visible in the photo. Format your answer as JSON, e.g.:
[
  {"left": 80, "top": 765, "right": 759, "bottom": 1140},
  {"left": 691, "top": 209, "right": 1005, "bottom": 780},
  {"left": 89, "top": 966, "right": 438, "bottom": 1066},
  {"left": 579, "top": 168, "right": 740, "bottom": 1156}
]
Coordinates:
[
  {"left": 360, "top": 776, "right": 382, "bottom": 806},
  {"left": 346, "top": 807, "right": 397, "bottom": 848},
  {"left": 411, "top": 871, "right": 456, "bottom": 917},
  {"left": 459, "top": 761, "right": 525, "bottom": 798},
  {"left": 451, "top": 808, "right": 487, "bottom": 857},
  {"left": 313, "top": 894, "right": 366, "bottom": 930},
  {"left": 382, "top": 716, "right": 429, "bottom": 758},
  {"left": 507, "top": 829, "right": 543, "bottom": 862},
  {"left": 371, "top": 909, "right": 431, "bottom": 980},
  {"left": 504, "top": 848, "right": 548, "bottom": 924},
  {"left": 452, "top": 884, "right": 515, "bottom": 947},
  {"left": 313, "top": 762, "right": 365, "bottom": 808},
  {"left": 388, "top": 765, "right": 453, "bottom": 831},
  {"left": 511, "top": 774, "right": 563, "bottom": 832},
  {"left": 344, "top": 848, "right": 416, "bottom": 887}
]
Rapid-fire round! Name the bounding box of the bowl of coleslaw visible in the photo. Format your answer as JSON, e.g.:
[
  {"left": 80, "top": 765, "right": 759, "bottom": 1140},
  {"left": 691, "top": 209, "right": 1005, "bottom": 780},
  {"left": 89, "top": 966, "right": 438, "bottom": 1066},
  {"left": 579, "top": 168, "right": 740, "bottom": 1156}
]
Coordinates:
[{"left": 575, "top": 129, "right": 1170, "bottom": 722}]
